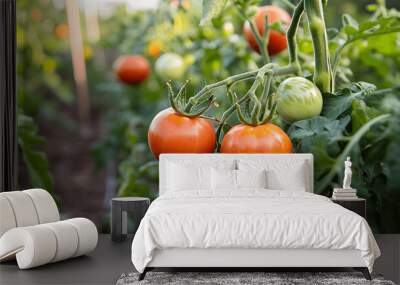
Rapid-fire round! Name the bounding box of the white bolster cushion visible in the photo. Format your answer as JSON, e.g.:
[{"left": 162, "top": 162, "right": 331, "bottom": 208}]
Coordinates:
[
  {"left": 0, "top": 196, "right": 17, "bottom": 237},
  {"left": 0, "top": 218, "right": 98, "bottom": 269},
  {"left": 0, "top": 191, "right": 39, "bottom": 227},
  {"left": 65, "top": 218, "right": 98, "bottom": 257},
  {"left": 42, "top": 221, "right": 79, "bottom": 262},
  {"left": 0, "top": 226, "right": 57, "bottom": 269},
  {"left": 23, "top": 189, "right": 59, "bottom": 224}
]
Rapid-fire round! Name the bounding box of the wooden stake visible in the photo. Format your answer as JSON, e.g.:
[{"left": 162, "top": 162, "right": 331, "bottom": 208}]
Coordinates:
[{"left": 66, "top": 0, "right": 90, "bottom": 129}]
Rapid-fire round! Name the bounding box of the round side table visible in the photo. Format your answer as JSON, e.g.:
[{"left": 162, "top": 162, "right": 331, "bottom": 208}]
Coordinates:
[{"left": 111, "top": 197, "right": 150, "bottom": 242}]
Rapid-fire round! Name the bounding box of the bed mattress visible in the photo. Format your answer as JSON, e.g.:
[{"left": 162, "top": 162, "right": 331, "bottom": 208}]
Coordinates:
[{"left": 131, "top": 190, "right": 380, "bottom": 273}]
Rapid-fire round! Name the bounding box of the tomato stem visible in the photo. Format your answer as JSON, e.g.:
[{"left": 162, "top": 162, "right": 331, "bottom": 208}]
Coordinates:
[
  {"left": 287, "top": 0, "right": 304, "bottom": 73},
  {"left": 185, "top": 64, "right": 297, "bottom": 114},
  {"left": 184, "top": 69, "right": 258, "bottom": 112},
  {"left": 261, "top": 89, "right": 276, "bottom": 123},
  {"left": 248, "top": 17, "right": 270, "bottom": 64},
  {"left": 260, "top": 71, "right": 273, "bottom": 118},
  {"left": 235, "top": 5, "right": 270, "bottom": 65},
  {"left": 215, "top": 63, "right": 299, "bottom": 149},
  {"left": 304, "top": 0, "right": 333, "bottom": 94},
  {"left": 166, "top": 81, "right": 180, "bottom": 114}
]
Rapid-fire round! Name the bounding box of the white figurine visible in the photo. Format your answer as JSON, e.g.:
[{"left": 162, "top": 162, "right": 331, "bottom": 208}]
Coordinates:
[{"left": 343, "top": 156, "right": 352, "bottom": 189}]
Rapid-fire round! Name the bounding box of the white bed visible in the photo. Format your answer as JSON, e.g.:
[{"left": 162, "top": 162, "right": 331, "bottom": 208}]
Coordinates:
[{"left": 131, "top": 154, "right": 380, "bottom": 280}]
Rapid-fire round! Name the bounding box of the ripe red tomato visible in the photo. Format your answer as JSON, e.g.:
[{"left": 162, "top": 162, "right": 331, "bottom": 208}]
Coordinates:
[
  {"left": 243, "top": 6, "right": 291, "bottom": 56},
  {"left": 148, "top": 108, "right": 216, "bottom": 160},
  {"left": 113, "top": 55, "right": 150, "bottom": 84},
  {"left": 220, "top": 123, "right": 292, "bottom": 153}
]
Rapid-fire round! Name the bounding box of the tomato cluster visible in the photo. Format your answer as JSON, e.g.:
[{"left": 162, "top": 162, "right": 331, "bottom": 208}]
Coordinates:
[
  {"left": 147, "top": 109, "right": 294, "bottom": 159},
  {"left": 114, "top": 5, "right": 324, "bottom": 159}
]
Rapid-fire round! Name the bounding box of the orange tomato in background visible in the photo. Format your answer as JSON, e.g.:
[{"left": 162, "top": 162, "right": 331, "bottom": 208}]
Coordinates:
[
  {"left": 220, "top": 123, "right": 292, "bottom": 153},
  {"left": 54, "top": 24, "right": 69, "bottom": 39},
  {"left": 113, "top": 55, "right": 150, "bottom": 84},
  {"left": 148, "top": 108, "right": 216, "bottom": 160},
  {"left": 243, "top": 5, "right": 291, "bottom": 56},
  {"left": 31, "top": 9, "right": 43, "bottom": 22},
  {"left": 147, "top": 41, "right": 163, "bottom": 58}
]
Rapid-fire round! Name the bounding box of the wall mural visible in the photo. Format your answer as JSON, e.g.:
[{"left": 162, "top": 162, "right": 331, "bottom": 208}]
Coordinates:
[{"left": 17, "top": 0, "right": 400, "bottom": 233}]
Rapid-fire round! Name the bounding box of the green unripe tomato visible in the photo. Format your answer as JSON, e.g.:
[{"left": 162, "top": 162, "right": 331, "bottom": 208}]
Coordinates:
[
  {"left": 155, "top": 53, "right": 186, "bottom": 80},
  {"left": 276, "top": 77, "right": 323, "bottom": 123}
]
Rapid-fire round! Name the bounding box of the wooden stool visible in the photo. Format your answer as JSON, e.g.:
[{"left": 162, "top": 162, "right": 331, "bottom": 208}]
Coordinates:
[{"left": 111, "top": 197, "right": 150, "bottom": 242}]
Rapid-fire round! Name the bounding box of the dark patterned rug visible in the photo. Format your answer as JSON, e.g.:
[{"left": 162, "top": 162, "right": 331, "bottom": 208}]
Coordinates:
[{"left": 116, "top": 271, "right": 395, "bottom": 285}]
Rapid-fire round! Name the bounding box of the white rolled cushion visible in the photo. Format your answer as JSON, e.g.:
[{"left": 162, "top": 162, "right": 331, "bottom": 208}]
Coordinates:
[
  {"left": 0, "top": 218, "right": 97, "bottom": 269},
  {"left": 167, "top": 162, "right": 212, "bottom": 191},
  {"left": 64, "top": 218, "right": 98, "bottom": 257},
  {"left": 236, "top": 169, "right": 267, "bottom": 189},
  {"left": 23, "top": 189, "right": 59, "bottom": 224},
  {"left": 0, "top": 195, "right": 17, "bottom": 237},
  {"left": 0, "top": 191, "right": 39, "bottom": 227},
  {"left": 212, "top": 168, "right": 237, "bottom": 190},
  {"left": 42, "top": 221, "right": 79, "bottom": 262},
  {"left": 0, "top": 226, "right": 57, "bottom": 269}
]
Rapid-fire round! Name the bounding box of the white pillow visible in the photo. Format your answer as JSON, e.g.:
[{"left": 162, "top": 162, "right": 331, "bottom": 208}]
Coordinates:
[
  {"left": 167, "top": 162, "right": 212, "bottom": 191},
  {"left": 266, "top": 167, "right": 307, "bottom": 191},
  {"left": 211, "top": 169, "right": 268, "bottom": 190},
  {"left": 236, "top": 169, "right": 267, "bottom": 189},
  {"left": 237, "top": 159, "right": 309, "bottom": 191},
  {"left": 212, "top": 168, "right": 237, "bottom": 190}
]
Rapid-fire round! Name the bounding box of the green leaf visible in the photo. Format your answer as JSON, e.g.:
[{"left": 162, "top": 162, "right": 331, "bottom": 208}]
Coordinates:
[
  {"left": 353, "top": 16, "right": 400, "bottom": 39},
  {"left": 288, "top": 116, "right": 350, "bottom": 143},
  {"left": 287, "top": 116, "right": 349, "bottom": 187},
  {"left": 323, "top": 94, "right": 354, "bottom": 120},
  {"left": 322, "top": 82, "right": 377, "bottom": 119},
  {"left": 17, "top": 113, "right": 53, "bottom": 193},
  {"left": 359, "top": 20, "right": 379, "bottom": 32},
  {"left": 351, "top": 99, "right": 382, "bottom": 133},
  {"left": 342, "top": 14, "right": 359, "bottom": 35},
  {"left": 200, "top": 0, "right": 228, "bottom": 26},
  {"left": 269, "top": 21, "right": 286, "bottom": 33},
  {"left": 117, "top": 159, "right": 157, "bottom": 200},
  {"left": 367, "top": 33, "right": 399, "bottom": 56},
  {"left": 332, "top": 15, "right": 400, "bottom": 74}
]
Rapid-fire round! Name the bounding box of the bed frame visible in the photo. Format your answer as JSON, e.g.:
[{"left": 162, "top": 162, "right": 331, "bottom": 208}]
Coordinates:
[
  {"left": 138, "top": 154, "right": 372, "bottom": 281},
  {"left": 140, "top": 248, "right": 371, "bottom": 280}
]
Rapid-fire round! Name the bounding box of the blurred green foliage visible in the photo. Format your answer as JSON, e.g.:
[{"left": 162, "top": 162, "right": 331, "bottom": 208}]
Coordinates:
[{"left": 16, "top": 0, "right": 73, "bottom": 193}]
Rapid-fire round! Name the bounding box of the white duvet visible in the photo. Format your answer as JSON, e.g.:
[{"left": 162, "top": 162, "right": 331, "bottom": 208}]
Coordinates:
[{"left": 131, "top": 190, "right": 380, "bottom": 273}]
